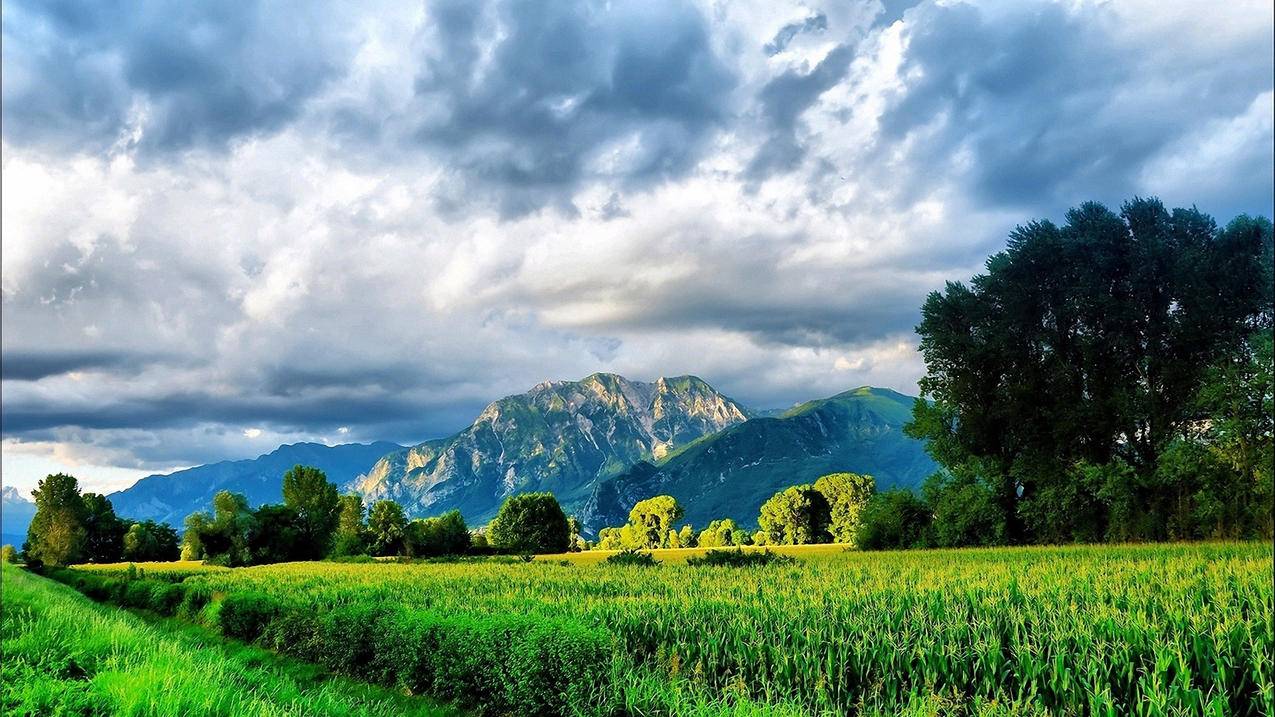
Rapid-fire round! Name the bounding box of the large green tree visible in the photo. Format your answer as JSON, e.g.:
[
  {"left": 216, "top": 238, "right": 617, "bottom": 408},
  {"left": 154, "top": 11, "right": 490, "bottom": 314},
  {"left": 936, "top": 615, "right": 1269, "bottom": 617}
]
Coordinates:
[
  {"left": 123, "top": 520, "right": 181, "bottom": 562},
  {"left": 758, "top": 484, "right": 831, "bottom": 545},
  {"left": 813, "top": 473, "right": 875, "bottom": 544},
  {"left": 908, "top": 199, "right": 1271, "bottom": 542},
  {"left": 81, "top": 492, "right": 127, "bottom": 563},
  {"left": 330, "top": 493, "right": 369, "bottom": 557},
  {"left": 627, "top": 495, "right": 684, "bottom": 549},
  {"left": 488, "top": 492, "right": 570, "bottom": 554},
  {"left": 367, "top": 500, "right": 407, "bottom": 557},
  {"left": 25, "top": 473, "right": 88, "bottom": 567},
  {"left": 281, "top": 465, "right": 340, "bottom": 558}
]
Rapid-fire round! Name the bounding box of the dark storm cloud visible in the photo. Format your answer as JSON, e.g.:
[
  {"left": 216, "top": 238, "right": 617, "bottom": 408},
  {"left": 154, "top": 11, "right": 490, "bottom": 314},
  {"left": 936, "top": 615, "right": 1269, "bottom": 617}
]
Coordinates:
[
  {"left": 1, "top": 0, "right": 354, "bottom": 154},
  {"left": 1, "top": 350, "right": 165, "bottom": 381},
  {"left": 877, "top": 2, "right": 1274, "bottom": 215},
  {"left": 406, "top": 0, "right": 737, "bottom": 216},
  {"left": 747, "top": 44, "right": 855, "bottom": 178}
]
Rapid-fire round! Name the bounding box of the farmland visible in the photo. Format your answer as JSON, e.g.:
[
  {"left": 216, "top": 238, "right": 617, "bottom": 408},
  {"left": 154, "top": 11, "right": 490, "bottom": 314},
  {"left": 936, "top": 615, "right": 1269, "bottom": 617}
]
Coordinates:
[
  {"left": 0, "top": 564, "right": 456, "bottom": 717},
  {"left": 27, "top": 541, "right": 1274, "bottom": 716}
]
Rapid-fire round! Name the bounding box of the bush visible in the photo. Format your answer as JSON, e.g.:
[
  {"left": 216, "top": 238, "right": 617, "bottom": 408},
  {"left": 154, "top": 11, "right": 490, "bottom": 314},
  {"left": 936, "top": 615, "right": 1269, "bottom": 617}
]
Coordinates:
[
  {"left": 686, "top": 548, "right": 795, "bottom": 567},
  {"left": 123, "top": 580, "right": 155, "bottom": 609},
  {"left": 147, "top": 582, "right": 186, "bottom": 615},
  {"left": 856, "top": 490, "right": 933, "bottom": 550},
  {"left": 218, "top": 591, "right": 282, "bottom": 642},
  {"left": 603, "top": 549, "right": 659, "bottom": 567},
  {"left": 177, "top": 584, "right": 213, "bottom": 621}
]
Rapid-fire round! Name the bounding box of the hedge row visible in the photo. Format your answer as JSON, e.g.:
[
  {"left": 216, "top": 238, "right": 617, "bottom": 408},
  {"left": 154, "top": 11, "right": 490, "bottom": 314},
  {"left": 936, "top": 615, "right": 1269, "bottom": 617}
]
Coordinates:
[{"left": 46, "top": 568, "right": 614, "bottom": 716}]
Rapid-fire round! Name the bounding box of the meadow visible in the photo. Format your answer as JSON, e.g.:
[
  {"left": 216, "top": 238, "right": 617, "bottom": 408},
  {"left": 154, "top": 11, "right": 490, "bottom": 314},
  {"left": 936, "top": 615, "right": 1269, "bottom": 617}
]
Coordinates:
[
  {"left": 30, "top": 542, "right": 1275, "bottom": 716},
  {"left": 0, "top": 564, "right": 457, "bottom": 717}
]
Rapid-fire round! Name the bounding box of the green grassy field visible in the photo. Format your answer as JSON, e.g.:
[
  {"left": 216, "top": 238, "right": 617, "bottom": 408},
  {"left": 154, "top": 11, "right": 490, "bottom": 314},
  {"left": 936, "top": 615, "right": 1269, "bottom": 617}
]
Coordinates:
[
  {"left": 24, "top": 542, "right": 1275, "bottom": 716},
  {"left": 0, "top": 564, "right": 459, "bottom": 717}
]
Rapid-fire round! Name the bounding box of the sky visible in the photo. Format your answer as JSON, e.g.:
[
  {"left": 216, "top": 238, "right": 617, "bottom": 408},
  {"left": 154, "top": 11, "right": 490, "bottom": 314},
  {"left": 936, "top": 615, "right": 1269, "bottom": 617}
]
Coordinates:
[{"left": 2, "top": 0, "right": 1272, "bottom": 497}]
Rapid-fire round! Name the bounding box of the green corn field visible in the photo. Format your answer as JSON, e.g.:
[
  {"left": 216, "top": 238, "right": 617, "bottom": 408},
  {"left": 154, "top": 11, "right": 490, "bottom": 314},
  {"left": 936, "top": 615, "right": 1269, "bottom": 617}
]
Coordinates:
[{"left": 43, "top": 542, "right": 1275, "bottom": 715}]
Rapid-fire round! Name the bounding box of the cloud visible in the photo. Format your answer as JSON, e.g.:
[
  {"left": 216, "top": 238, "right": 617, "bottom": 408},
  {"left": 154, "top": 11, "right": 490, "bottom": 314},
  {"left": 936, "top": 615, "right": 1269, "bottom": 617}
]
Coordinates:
[
  {"left": 1, "top": 0, "right": 1271, "bottom": 482},
  {"left": 1, "top": 0, "right": 361, "bottom": 155}
]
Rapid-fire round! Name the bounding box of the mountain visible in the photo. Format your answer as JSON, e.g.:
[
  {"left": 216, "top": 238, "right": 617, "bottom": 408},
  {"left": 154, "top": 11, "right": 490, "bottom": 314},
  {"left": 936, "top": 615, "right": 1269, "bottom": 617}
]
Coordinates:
[
  {"left": 349, "top": 373, "right": 751, "bottom": 524},
  {"left": 108, "top": 442, "right": 403, "bottom": 526},
  {"left": 579, "top": 387, "right": 936, "bottom": 532},
  {"left": 2, "top": 485, "right": 37, "bottom": 546}
]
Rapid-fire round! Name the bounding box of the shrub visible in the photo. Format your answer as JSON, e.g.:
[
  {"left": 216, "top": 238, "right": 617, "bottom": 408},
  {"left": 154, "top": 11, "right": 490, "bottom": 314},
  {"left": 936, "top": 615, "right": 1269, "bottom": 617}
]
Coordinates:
[
  {"left": 218, "top": 591, "right": 282, "bottom": 642},
  {"left": 147, "top": 582, "right": 185, "bottom": 615},
  {"left": 604, "top": 549, "right": 659, "bottom": 567},
  {"left": 686, "top": 548, "right": 795, "bottom": 568},
  {"left": 176, "top": 584, "right": 213, "bottom": 621},
  {"left": 123, "top": 580, "right": 155, "bottom": 609}
]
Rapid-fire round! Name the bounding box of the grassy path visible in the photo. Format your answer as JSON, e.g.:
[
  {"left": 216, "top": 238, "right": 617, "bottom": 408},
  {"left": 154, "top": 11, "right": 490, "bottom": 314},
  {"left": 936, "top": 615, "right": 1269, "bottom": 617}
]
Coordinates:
[{"left": 0, "top": 564, "right": 461, "bottom": 717}]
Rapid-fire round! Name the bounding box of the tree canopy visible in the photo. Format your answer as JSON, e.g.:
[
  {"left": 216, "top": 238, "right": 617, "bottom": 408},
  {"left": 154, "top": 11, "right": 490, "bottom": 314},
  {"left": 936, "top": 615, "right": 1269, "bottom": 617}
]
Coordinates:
[
  {"left": 907, "top": 198, "right": 1272, "bottom": 544},
  {"left": 488, "top": 492, "right": 570, "bottom": 554}
]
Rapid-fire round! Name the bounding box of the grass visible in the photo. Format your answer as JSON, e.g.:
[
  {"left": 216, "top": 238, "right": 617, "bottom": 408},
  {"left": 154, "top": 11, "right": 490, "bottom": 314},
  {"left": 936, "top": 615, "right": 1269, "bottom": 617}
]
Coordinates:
[
  {"left": 47, "top": 542, "right": 1275, "bottom": 715},
  {"left": 0, "top": 564, "right": 460, "bottom": 717}
]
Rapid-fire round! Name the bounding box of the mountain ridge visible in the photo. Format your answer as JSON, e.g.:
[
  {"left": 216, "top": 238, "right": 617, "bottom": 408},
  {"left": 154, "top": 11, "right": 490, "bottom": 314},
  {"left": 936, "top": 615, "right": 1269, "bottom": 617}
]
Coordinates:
[
  {"left": 348, "top": 372, "right": 751, "bottom": 524},
  {"left": 578, "top": 386, "right": 935, "bottom": 532},
  {"left": 107, "top": 441, "right": 404, "bottom": 526}
]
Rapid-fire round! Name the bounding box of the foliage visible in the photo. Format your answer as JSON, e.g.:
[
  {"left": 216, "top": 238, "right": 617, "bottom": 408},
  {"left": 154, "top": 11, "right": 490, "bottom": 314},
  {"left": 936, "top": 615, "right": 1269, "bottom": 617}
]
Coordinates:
[
  {"left": 81, "top": 492, "right": 127, "bottom": 563},
  {"left": 1, "top": 544, "right": 16, "bottom": 563},
  {"left": 757, "top": 484, "right": 831, "bottom": 545},
  {"left": 52, "top": 542, "right": 1272, "bottom": 716},
  {"left": 24, "top": 473, "right": 89, "bottom": 567},
  {"left": 282, "top": 465, "right": 342, "bottom": 559},
  {"left": 923, "top": 474, "right": 1005, "bottom": 548},
  {"left": 627, "top": 495, "right": 685, "bottom": 549},
  {"left": 367, "top": 500, "right": 407, "bottom": 557},
  {"left": 908, "top": 199, "right": 1272, "bottom": 544},
  {"left": 123, "top": 519, "right": 181, "bottom": 562},
  {"left": 696, "top": 519, "right": 746, "bottom": 548},
  {"left": 247, "top": 505, "right": 305, "bottom": 564},
  {"left": 603, "top": 549, "right": 660, "bottom": 567},
  {"left": 812, "top": 472, "right": 875, "bottom": 544},
  {"left": 487, "top": 492, "right": 571, "bottom": 554},
  {"left": 404, "top": 510, "right": 471, "bottom": 558},
  {"left": 685, "top": 548, "right": 795, "bottom": 568},
  {"left": 856, "top": 490, "right": 932, "bottom": 550},
  {"left": 331, "top": 493, "right": 369, "bottom": 557},
  {"left": 2, "top": 565, "right": 454, "bottom": 716}
]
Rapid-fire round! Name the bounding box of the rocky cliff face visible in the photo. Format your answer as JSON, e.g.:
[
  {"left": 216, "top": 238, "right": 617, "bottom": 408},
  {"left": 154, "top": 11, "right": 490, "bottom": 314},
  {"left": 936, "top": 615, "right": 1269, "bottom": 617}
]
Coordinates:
[{"left": 348, "top": 373, "right": 750, "bottom": 523}]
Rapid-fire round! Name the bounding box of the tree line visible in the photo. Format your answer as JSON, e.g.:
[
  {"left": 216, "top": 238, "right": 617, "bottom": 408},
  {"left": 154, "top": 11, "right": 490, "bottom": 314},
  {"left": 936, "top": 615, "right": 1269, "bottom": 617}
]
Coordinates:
[
  {"left": 594, "top": 472, "right": 876, "bottom": 549},
  {"left": 20, "top": 473, "right": 180, "bottom": 567}
]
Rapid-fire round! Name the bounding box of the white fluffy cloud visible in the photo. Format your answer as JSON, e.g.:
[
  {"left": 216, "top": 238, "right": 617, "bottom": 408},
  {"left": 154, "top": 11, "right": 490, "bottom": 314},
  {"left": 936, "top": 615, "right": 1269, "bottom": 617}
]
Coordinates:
[{"left": 2, "top": 0, "right": 1271, "bottom": 492}]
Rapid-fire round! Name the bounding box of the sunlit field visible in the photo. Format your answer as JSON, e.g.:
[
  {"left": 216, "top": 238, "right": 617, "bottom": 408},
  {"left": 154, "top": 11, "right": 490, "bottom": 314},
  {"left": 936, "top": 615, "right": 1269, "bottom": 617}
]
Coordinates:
[
  {"left": 0, "top": 565, "right": 456, "bottom": 717},
  {"left": 35, "top": 541, "right": 1273, "bottom": 716}
]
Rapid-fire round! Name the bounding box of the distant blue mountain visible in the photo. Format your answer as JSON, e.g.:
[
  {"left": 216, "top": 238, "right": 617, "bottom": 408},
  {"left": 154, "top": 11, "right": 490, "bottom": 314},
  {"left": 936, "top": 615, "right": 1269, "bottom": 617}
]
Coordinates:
[
  {"left": 2, "top": 485, "right": 36, "bottom": 547},
  {"left": 107, "top": 442, "right": 402, "bottom": 526}
]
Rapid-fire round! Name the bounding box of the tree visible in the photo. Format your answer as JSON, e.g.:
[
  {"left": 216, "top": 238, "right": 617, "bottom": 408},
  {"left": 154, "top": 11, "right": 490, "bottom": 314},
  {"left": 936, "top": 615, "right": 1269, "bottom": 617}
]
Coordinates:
[
  {"left": 488, "top": 493, "right": 570, "bottom": 554},
  {"left": 247, "top": 505, "right": 304, "bottom": 564},
  {"left": 567, "top": 517, "right": 584, "bottom": 552},
  {"left": 627, "top": 495, "right": 684, "bottom": 549},
  {"left": 1, "top": 545, "right": 16, "bottom": 564},
  {"left": 758, "top": 484, "right": 831, "bottom": 545},
  {"left": 367, "top": 500, "right": 407, "bottom": 556},
  {"left": 182, "top": 512, "right": 210, "bottom": 560},
  {"left": 404, "top": 510, "right": 470, "bottom": 557},
  {"left": 192, "top": 491, "right": 256, "bottom": 567},
  {"left": 698, "top": 519, "right": 744, "bottom": 548},
  {"left": 813, "top": 473, "right": 875, "bottom": 545},
  {"left": 123, "top": 520, "right": 181, "bottom": 562},
  {"left": 330, "top": 494, "right": 369, "bottom": 557},
  {"left": 282, "top": 465, "right": 341, "bottom": 559},
  {"left": 908, "top": 199, "right": 1271, "bottom": 543},
  {"left": 677, "top": 524, "right": 696, "bottom": 549},
  {"left": 923, "top": 474, "right": 1005, "bottom": 548},
  {"left": 81, "top": 493, "right": 127, "bottom": 563},
  {"left": 25, "top": 473, "right": 88, "bottom": 567},
  {"left": 856, "top": 490, "right": 932, "bottom": 551}
]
